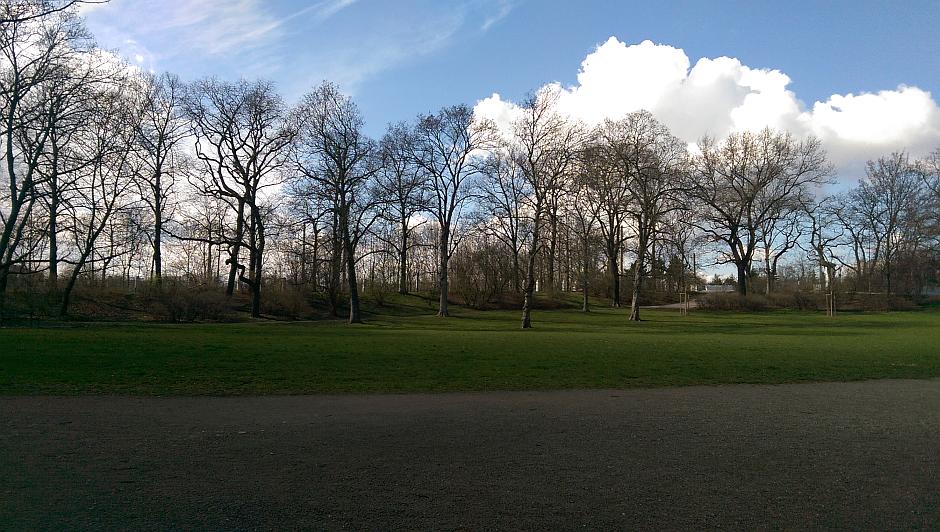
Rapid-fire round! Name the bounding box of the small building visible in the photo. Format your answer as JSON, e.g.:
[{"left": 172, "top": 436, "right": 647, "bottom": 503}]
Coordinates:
[{"left": 693, "top": 284, "right": 736, "bottom": 293}]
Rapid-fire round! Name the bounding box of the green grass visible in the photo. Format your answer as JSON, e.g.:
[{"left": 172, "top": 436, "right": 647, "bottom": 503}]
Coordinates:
[{"left": 2, "top": 303, "right": 939, "bottom": 395}]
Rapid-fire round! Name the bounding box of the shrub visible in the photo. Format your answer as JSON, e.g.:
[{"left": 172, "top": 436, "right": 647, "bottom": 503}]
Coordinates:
[
  {"left": 364, "top": 280, "right": 394, "bottom": 307},
  {"left": 145, "top": 282, "right": 232, "bottom": 322},
  {"left": 766, "top": 291, "right": 822, "bottom": 311},
  {"left": 261, "top": 285, "right": 314, "bottom": 319},
  {"left": 450, "top": 246, "right": 508, "bottom": 310},
  {"left": 698, "top": 293, "right": 769, "bottom": 311},
  {"left": 845, "top": 292, "right": 918, "bottom": 311}
]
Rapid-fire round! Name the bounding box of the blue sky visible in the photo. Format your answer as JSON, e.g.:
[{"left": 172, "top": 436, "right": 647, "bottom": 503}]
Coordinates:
[{"left": 83, "top": 0, "right": 940, "bottom": 172}]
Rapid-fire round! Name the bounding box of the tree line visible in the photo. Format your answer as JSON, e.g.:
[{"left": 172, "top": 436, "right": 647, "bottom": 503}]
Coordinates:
[{"left": 2, "top": 1, "right": 939, "bottom": 325}]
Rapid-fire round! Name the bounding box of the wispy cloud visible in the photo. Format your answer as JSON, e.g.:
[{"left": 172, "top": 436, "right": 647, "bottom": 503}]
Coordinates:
[
  {"left": 481, "top": 0, "right": 515, "bottom": 31},
  {"left": 297, "top": 8, "right": 464, "bottom": 94},
  {"left": 83, "top": 0, "right": 497, "bottom": 95},
  {"left": 253, "top": 0, "right": 359, "bottom": 36},
  {"left": 84, "top": 0, "right": 358, "bottom": 60},
  {"left": 311, "top": 0, "right": 358, "bottom": 20}
]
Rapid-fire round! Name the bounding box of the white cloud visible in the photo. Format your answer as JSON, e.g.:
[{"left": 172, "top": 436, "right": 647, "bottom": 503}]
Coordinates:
[
  {"left": 474, "top": 37, "right": 940, "bottom": 176},
  {"left": 475, "top": 92, "right": 523, "bottom": 138},
  {"left": 309, "top": 0, "right": 358, "bottom": 20},
  {"left": 84, "top": 0, "right": 356, "bottom": 59},
  {"left": 293, "top": 9, "right": 464, "bottom": 94},
  {"left": 481, "top": 0, "right": 515, "bottom": 31},
  {"left": 805, "top": 86, "right": 940, "bottom": 164},
  {"left": 85, "top": 0, "right": 459, "bottom": 94}
]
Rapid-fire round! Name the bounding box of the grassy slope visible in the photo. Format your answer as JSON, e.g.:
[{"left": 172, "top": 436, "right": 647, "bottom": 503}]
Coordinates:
[{"left": 1, "top": 303, "right": 939, "bottom": 395}]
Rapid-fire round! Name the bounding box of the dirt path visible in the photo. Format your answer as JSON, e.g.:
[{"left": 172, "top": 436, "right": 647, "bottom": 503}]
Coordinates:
[
  {"left": 3, "top": 379, "right": 939, "bottom": 530},
  {"left": 640, "top": 300, "right": 699, "bottom": 310}
]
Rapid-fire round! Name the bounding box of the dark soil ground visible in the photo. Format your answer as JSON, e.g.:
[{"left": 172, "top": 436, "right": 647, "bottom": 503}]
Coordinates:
[{"left": 2, "top": 379, "right": 939, "bottom": 530}]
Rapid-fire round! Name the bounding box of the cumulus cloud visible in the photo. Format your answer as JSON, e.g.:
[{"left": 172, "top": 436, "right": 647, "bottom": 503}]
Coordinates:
[{"left": 474, "top": 36, "right": 940, "bottom": 177}]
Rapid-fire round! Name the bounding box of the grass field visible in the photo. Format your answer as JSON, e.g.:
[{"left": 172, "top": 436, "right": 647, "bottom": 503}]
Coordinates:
[{"left": 2, "top": 302, "right": 939, "bottom": 395}]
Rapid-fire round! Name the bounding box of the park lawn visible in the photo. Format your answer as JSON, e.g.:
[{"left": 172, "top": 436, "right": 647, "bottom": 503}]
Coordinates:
[{"left": 1, "top": 306, "right": 939, "bottom": 395}]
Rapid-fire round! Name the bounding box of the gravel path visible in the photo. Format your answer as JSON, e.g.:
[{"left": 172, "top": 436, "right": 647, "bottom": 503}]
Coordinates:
[{"left": 2, "top": 379, "right": 939, "bottom": 530}]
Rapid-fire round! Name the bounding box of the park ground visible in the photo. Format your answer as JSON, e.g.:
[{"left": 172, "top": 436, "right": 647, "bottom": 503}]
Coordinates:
[
  {"left": 2, "top": 301, "right": 940, "bottom": 394},
  {"left": 2, "top": 303, "right": 940, "bottom": 528}
]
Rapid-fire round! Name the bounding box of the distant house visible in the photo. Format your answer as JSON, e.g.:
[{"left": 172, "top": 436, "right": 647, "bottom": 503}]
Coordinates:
[{"left": 693, "top": 284, "right": 736, "bottom": 293}]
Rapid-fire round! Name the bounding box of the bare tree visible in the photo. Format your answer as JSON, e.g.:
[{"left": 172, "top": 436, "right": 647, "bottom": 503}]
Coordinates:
[
  {"left": 172, "top": 191, "right": 228, "bottom": 283},
  {"left": 0, "top": 1, "right": 105, "bottom": 25},
  {"left": 282, "top": 182, "right": 328, "bottom": 290},
  {"left": 0, "top": 3, "right": 88, "bottom": 311},
  {"left": 923, "top": 149, "right": 940, "bottom": 199},
  {"left": 34, "top": 49, "right": 110, "bottom": 292},
  {"left": 59, "top": 85, "right": 142, "bottom": 315},
  {"left": 582, "top": 137, "right": 629, "bottom": 307},
  {"left": 476, "top": 145, "right": 528, "bottom": 293},
  {"left": 409, "top": 104, "right": 497, "bottom": 317},
  {"left": 758, "top": 207, "right": 803, "bottom": 294},
  {"left": 846, "top": 152, "right": 926, "bottom": 294},
  {"left": 660, "top": 211, "right": 702, "bottom": 293},
  {"left": 292, "top": 81, "right": 379, "bottom": 324},
  {"left": 186, "top": 78, "right": 295, "bottom": 317},
  {"left": 599, "top": 111, "right": 688, "bottom": 321},
  {"left": 801, "top": 196, "right": 842, "bottom": 293},
  {"left": 691, "top": 129, "right": 831, "bottom": 295},
  {"left": 376, "top": 122, "right": 429, "bottom": 295},
  {"left": 567, "top": 158, "right": 602, "bottom": 312},
  {"left": 512, "top": 89, "right": 582, "bottom": 329},
  {"left": 134, "top": 72, "right": 188, "bottom": 284},
  {"left": 918, "top": 148, "right": 940, "bottom": 252}
]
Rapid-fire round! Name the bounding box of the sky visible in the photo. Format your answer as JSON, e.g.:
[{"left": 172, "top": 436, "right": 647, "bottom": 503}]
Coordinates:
[{"left": 81, "top": 0, "right": 940, "bottom": 182}]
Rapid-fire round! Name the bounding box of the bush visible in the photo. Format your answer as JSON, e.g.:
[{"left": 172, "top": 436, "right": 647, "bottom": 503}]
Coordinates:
[
  {"left": 145, "top": 282, "right": 232, "bottom": 322},
  {"left": 698, "top": 290, "right": 922, "bottom": 312},
  {"left": 261, "top": 285, "right": 314, "bottom": 319},
  {"left": 843, "top": 292, "right": 918, "bottom": 311},
  {"left": 363, "top": 280, "right": 394, "bottom": 307},
  {"left": 450, "top": 246, "right": 509, "bottom": 310},
  {"left": 698, "top": 293, "right": 769, "bottom": 311},
  {"left": 766, "top": 291, "right": 822, "bottom": 311}
]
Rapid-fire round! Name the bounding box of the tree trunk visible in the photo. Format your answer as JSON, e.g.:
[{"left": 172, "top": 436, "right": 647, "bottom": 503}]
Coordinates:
[
  {"left": 153, "top": 209, "right": 162, "bottom": 285},
  {"left": 345, "top": 225, "right": 362, "bottom": 324},
  {"left": 438, "top": 227, "right": 449, "bottom": 317},
  {"left": 398, "top": 222, "right": 408, "bottom": 295},
  {"left": 521, "top": 215, "right": 541, "bottom": 329},
  {"left": 564, "top": 224, "right": 571, "bottom": 293},
  {"left": 736, "top": 261, "right": 748, "bottom": 296},
  {"left": 629, "top": 230, "right": 648, "bottom": 322},
  {"left": 581, "top": 234, "right": 591, "bottom": 312},
  {"left": 630, "top": 230, "right": 648, "bottom": 321},
  {"left": 153, "top": 169, "right": 163, "bottom": 285},
  {"left": 48, "top": 191, "right": 58, "bottom": 292},
  {"left": 59, "top": 256, "right": 87, "bottom": 317},
  {"left": 818, "top": 261, "right": 825, "bottom": 293},
  {"left": 311, "top": 227, "right": 320, "bottom": 292},
  {"left": 546, "top": 213, "right": 557, "bottom": 296},
  {"left": 247, "top": 207, "right": 262, "bottom": 318},
  {"left": 0, "top": 186, "right": 27, "bottom": 305},
  {"left": 764, "top": 247, "right": 772, "bottom": 295},
  {"left": 59, "top": 274, "right": 78, "bottom": 317},
  {"left": 608, "top": 248, "right": 621, "bottom": 307},
  {"left": 226, "top": 201, "right": 245, "bottom": 296},
  {"left": 328, "top": 239, "right": 341, "bottom": 317},
  {"left": 253, "top": 212, "right": 264, "bottom": 318}
]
